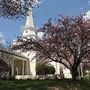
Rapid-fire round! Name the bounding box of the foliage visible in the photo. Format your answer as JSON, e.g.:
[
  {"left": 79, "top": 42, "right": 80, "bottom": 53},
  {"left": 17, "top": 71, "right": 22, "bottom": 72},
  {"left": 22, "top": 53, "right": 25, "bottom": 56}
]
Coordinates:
[
  {"left": 36, "top": 63, "right": 55, "bottom": 75},
  {"left": 0, "top": 59, "right": 11, "bottom": 79},
  {"left": 0, "top": 0, "right": 41, "bottom": 19},
  {"left": 12, "top": 15, "right": 89, "bottom": 80},
  {"left": 84, "top": 71, "right": 90, "bottom": 80},
  {"left": 0, "top": 79, "right": 90, "bottom": 90}
]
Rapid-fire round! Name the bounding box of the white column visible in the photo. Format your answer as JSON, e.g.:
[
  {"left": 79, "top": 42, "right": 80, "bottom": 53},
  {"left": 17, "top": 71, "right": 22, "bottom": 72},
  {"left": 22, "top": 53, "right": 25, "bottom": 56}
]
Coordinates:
[
  {"left": 26, "top": 60, "right": 30, "bottom": 75},
  {"left": 11, "top": 58, "right": 14, "bottom": 76},
  {"left": 55, "top": 62, "right": 60, "bottom": 74},
  {"left": 22, "top": 60, "right": 25, "bottom": 76}
]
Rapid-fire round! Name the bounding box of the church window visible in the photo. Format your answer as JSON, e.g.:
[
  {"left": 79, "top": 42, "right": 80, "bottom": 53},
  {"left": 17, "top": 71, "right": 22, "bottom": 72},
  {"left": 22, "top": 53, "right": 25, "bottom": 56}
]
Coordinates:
[{"left": 26, "top": 31, "right": 28, "bottom": 33}]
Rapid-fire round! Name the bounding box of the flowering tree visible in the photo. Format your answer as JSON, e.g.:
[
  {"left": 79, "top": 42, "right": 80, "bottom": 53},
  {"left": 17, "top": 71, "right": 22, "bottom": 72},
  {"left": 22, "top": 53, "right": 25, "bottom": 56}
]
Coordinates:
[
  {"left": 0, "top": 0, "right": 41, "bottom": 19},
  {"left": 12, "top": 16, "right": 89, "bottom": 80}
]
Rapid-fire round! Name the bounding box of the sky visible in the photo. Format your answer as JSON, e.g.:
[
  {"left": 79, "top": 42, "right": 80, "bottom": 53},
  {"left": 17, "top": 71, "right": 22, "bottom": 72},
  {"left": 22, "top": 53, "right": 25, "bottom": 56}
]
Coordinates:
[{"left": 0, "top": 0, "right": 90, "bottom": 47}]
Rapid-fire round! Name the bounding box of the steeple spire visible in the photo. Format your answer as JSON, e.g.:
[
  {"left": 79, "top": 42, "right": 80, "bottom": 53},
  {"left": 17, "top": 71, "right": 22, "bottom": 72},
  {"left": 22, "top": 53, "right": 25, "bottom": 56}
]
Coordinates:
[{"left": 23, "top": 7, "right": 36, "bottom": 39}]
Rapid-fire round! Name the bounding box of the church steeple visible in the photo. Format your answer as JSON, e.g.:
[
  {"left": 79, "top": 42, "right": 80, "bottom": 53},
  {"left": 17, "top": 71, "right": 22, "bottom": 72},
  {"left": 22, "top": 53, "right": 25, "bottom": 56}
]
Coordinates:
[{"left": 23, "top": 7, "right": 36, "bottom": 39}]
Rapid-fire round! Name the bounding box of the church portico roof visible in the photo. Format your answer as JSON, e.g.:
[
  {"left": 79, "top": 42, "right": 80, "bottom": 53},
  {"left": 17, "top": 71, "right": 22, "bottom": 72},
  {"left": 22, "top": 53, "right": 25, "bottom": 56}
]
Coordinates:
[{"left": 0, "top": 47, "right": 29, "bottom": 61}]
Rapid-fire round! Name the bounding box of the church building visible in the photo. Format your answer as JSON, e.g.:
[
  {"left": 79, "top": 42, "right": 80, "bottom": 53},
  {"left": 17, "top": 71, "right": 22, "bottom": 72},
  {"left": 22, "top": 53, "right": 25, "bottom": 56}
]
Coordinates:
[{"left": 12, "top": 7, "right": 72, "bottom": 79}]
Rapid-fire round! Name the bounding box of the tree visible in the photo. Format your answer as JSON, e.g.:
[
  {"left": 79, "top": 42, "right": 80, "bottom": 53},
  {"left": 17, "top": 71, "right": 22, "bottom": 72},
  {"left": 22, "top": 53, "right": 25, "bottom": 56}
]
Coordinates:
[
  {"left": 36, "top": 62, "right": 55, "bottom": 75},
  {"left": 0, "top": 0, "right": 41, "bottom": 19},
  {"left": 12, "top": 16, "right": 89, "bottom": 80},
  {"left": 0, "top": 59, "right": 10, "bottom": 79},
  {"left": 0, "top": 49, "right": 11, "bottom": 79}
]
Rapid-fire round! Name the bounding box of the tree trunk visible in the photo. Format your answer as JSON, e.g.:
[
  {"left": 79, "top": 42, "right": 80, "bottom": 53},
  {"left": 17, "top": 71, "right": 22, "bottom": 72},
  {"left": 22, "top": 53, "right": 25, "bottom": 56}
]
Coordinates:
[{"left": 71, "top": 68, "right": 78, "bottom": 80}]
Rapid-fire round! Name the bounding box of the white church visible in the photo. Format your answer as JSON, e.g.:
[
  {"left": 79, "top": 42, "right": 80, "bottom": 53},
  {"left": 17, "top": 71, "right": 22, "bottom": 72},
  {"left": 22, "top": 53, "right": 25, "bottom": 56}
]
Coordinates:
[
  {"left": 11, "top": 7, "right": 72, "bottom": 79},
  {"left": 12, "top": 10, "right": 90, "bottom": 80},
  {"left": 1, "top": 8, "right": 89, "bottom": 79},
  {"left": 0, "top": 0, "right": 89, "bottom": 79},
  {"left": 5, "top": 1, "right": 90, "bottom": 79},
  {"left": 1, "top": 0, "right": 89, "bottom": 80},
  {"left": 1, "top": 9, "right": 89, "bottom": 79}
]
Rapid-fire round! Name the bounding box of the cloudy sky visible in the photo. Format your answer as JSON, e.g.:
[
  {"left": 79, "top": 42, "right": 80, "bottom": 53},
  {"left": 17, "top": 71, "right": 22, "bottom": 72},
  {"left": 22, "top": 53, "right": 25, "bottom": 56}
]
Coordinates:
[
  {"left": 0, "top": 0, "right": 90, "bottom": 47},
  {"left": 0, "top": 32, "right": 5, "bottom": 46}
]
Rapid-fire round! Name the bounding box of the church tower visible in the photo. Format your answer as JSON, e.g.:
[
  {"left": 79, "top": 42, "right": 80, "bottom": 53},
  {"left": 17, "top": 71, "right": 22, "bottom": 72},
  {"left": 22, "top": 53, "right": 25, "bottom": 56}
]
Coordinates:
[
  {"left": 23, "top": 8, "right": 36, "bottom": 39},
  {"left": 12, "top": 7, "right": 36, "bottom": 79},
  {"left": 21, "top": 7, "right": 36, "bottom": 78}
]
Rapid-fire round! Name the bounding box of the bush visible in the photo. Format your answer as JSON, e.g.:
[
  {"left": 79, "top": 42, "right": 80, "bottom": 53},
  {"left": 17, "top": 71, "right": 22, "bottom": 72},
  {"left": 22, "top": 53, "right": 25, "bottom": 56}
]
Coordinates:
[
  {"left": 84, "top": 71, "right": 90, "bottom": 80},
  {"left": 36, "top": 63, "right": 55, "bottom": 75}
]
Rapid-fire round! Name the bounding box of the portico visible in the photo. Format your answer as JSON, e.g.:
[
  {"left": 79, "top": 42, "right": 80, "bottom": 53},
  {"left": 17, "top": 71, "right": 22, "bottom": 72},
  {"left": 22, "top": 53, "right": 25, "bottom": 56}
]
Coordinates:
[
  {"left": 0, "top": 48, "right": 32, "bottom": 79},
  {"left": 11, "top": 57, "right": 30, "bottom": 78}
]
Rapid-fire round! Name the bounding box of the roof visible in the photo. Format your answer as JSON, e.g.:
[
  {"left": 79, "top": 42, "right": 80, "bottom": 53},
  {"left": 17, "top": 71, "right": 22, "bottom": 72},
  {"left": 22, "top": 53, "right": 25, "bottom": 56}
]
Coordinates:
[{"left": 0, "top": 47, "right": 29, "bottom": 60}]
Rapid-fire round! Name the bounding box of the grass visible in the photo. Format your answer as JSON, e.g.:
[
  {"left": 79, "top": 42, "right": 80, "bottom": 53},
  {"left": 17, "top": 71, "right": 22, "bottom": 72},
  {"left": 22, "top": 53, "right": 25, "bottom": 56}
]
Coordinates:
[{"left": 0, "top": 79, "right": 90, "bottom": 90}]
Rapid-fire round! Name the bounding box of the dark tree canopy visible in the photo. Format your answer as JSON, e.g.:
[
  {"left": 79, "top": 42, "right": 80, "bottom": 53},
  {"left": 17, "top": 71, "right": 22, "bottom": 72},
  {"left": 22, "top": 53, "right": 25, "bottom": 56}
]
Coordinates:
[
  {"left": 12, "top": 16, "right": 89, "bottom": 80},
  {"left": 0, "top": 0, "right": 41, "bottom": 19},
  {"left": 36, "top": 63, "right": 55, "bottom": 75}
]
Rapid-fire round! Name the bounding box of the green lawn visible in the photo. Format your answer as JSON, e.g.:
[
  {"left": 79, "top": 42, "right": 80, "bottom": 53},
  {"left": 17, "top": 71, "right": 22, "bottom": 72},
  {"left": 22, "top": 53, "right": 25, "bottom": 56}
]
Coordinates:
[{"left": 0, "top": 79, "right": 90, "bottom": 90}]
